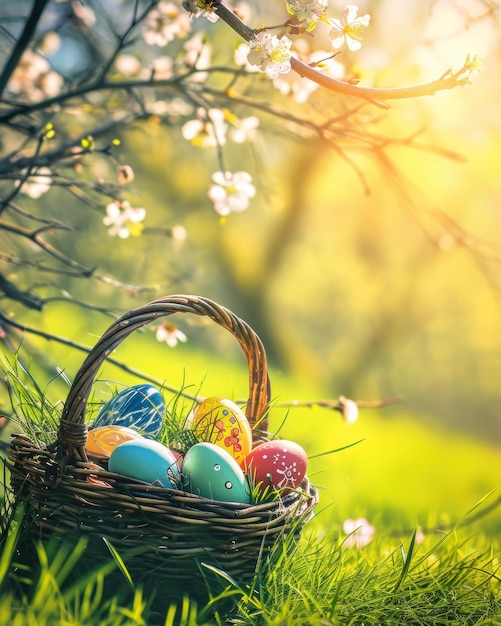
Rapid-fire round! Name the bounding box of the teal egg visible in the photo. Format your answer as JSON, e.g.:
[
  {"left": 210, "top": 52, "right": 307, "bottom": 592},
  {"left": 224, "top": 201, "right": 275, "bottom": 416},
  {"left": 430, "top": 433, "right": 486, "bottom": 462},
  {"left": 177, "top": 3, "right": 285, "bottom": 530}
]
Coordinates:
[
  {"left": 108, "top": 439, "right": 180, "bottom": 488},
  {"left": 94, "top": 384, "right": 164, "bottom": 436},
  {"left": 182, "top": 442, "right": 251, "bottom": 504}
]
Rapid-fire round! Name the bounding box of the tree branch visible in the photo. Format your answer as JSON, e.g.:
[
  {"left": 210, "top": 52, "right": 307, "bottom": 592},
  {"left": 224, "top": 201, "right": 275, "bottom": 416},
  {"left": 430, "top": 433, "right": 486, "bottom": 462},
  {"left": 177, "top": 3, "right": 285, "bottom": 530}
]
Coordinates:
[
  {"left": 0, "top": 273, "right": 43, "bottom": 310},
  {"left": 213, "top": 0, "right": 477, "bottom": 109},
  {"left": 0, "top": 0, "right": 51, "bottom": 98}
]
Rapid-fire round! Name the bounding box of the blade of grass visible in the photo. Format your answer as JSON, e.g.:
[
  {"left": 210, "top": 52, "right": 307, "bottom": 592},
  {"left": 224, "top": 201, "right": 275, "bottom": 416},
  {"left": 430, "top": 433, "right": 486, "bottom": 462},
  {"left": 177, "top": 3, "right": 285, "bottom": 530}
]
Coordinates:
[
  {"left": 102, "top": 537, "right": 135, "bottom": 591},
  {"left": 393, "top": 529, "right": 417, "bottom": 593}
]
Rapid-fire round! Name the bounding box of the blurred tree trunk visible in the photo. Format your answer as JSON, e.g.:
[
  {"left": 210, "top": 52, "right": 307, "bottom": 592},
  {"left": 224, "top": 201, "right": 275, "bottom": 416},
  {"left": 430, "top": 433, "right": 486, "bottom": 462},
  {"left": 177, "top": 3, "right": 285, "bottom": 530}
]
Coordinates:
[{"left": 218, "top": 139, "right": 329, "bottom": 367}]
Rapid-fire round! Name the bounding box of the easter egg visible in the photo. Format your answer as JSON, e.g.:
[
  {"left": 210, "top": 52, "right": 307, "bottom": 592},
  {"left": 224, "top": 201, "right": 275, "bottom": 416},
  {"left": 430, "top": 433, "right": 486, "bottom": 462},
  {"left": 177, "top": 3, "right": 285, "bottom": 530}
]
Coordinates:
[
  {"left": 188, "top": 397, "right": 252, "bottom": 465},
  {"left": 108, "top": 439, "right": 180, "bottom": 488},
  {"left": 86, "top": 425, "right": 144, "bottom": 459},
  {"left": 182, "top": 442, "right": 251, "bottom": 504},
  {"left": 243, "top": 440, "right": 308, "bottom": 492},
  {"left": 169, "top": 449, "right": 184, "bottom": 470},
  {"left": 93, "top": 384, "right": 164, "bottom": 436}
]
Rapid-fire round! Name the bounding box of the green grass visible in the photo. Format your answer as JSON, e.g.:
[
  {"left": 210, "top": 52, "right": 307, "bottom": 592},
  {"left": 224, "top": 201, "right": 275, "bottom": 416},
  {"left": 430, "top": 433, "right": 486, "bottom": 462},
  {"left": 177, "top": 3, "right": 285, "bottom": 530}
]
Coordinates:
[
  {"left": 0, "top": 503, "right": 499, "bottom": 625},
  {"left": 1, "top": 350, "right": 500, "bottom": 624}
]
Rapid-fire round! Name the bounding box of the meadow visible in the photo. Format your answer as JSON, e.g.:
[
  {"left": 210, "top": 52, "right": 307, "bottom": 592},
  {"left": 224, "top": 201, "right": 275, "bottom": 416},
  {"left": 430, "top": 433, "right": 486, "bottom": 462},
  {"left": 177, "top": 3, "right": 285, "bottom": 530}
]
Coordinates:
[{"left": 1, "top": 337, "right": 499, "bottom": 625}]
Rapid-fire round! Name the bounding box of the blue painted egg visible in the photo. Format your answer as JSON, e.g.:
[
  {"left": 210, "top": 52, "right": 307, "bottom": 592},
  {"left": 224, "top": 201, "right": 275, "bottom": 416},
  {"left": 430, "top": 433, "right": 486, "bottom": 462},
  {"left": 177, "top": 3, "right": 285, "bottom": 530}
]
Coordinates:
[
  {"left": 182, "top": 442, "right": 251, "bottom": 504},
  {"left": 93, "top": 384, "right": 164, "bottom": 436},
  {"left": 108, "top": 439, "right": 180, "bottom": 488}
]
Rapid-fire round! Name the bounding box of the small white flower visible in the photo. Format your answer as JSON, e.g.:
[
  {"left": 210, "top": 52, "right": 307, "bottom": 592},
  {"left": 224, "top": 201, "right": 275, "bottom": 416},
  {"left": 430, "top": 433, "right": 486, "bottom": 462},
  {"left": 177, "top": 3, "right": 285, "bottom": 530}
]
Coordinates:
[
  {"left": 343, "top": 517, "right": 375, "bottom": 548},
  {"left": 103, "top": 200, "right": 146, "bottom": 238},
  {"left": 150, "top": 55, "right": 174, "bottom": 79},
  {"left": 115, "top": 54, "right": 142, "bottom": 77},
  {"left": 329, "top": 4, "right": 370, "bottom": 51},
  {"left": 16, "top": 166, "right": 52, "bottom": 198},
  {"left": 181, "top": 108, "right": 227, "bottom": 147},
  {"left": 182, "top": 0, "right": 219, "bottom": 22},
  {"left": 170, "top": 224, "right": 187, "bottom": 242},
  {"left": 229, "top": 115, "right": 260, "bottom": 143},
  {"left": 247, "top": 30, "right": 292, "bottom": 79},
  {"left": 233, "top": 1, "right": 253, "bottom": 22},
  {"left": 155, "top": 323, "right": 188, "bottom": 347},
  {"left": 8, "top": 50, "right": 63, "bottom": 101},
  {"left": 208, "top": 171, "right": 255, "bottom": 216},
  {"left": 183, "top": 32, "right": 212, "bottom": 81},
  {"left": 150, "top": 97, "right": 194, "bottom": 119},
  {"left": 142, "top": 1, "right": 191, "bottom": 47},
  {"left": 338, "top": 395, "right": 359, "bottom": 424},
  {"left": 234, "top": 43, "right": 260, "bottom": 72},
  {"left": 285, "top": 0, "right": 328, "bottom": 31},
  {"left": 71, "top": 0, "right": 96, "bottom": 27}
]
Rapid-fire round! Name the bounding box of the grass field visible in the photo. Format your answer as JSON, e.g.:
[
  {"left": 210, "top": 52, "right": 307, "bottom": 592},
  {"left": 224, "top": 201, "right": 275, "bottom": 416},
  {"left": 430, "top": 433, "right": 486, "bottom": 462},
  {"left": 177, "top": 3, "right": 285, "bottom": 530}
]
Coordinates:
[{"left": 1, "top": 343, "right": 500, "bottom": 624}]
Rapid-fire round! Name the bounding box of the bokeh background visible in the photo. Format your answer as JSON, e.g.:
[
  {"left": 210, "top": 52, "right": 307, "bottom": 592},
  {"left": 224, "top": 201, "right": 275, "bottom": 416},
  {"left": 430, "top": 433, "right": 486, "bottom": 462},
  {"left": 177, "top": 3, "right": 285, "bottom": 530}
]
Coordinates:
[{"left": 1, "top": 0, "right": 500, "bottom": 536}]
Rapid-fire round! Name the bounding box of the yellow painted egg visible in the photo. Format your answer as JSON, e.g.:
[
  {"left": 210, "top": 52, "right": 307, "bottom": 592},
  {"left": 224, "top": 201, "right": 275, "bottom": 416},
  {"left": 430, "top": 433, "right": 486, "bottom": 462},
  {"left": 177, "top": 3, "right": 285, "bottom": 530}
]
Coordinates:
[
  {"left": 86, "top": 425, "right": 144, "bottom": 459},
  {"left": 188, "top": 397, "right": 252, "bottom": 465}
]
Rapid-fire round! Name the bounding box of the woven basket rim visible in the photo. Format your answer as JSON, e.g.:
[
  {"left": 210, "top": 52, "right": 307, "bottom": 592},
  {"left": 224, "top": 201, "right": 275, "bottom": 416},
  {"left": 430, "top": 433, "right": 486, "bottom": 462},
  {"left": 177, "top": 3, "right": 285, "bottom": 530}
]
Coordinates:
[{"left": 53, "top": 294, "right": 271, "bottom": 465}]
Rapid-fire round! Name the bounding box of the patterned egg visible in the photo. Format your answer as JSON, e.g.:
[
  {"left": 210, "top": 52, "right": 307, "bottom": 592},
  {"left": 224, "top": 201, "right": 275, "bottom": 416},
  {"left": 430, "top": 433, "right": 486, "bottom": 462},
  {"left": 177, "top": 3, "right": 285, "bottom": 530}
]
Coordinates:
[
  {"left": 93, "top": 384, "right": 164, "bottom": 436},
  {"left": 86, "top": 425, "right": 144, "bottom": 459},
  {"left": 188, "top": 397, "right": 252, "bottom": 465},
  {"left": 243, "top": 440, "right": 308, "bottom": 492},
  {"left": 182, "top": 442, "right": 251, "bottom": 504},
  {"left": 108, "top": 439, "right": 180, "bottom": 488}
]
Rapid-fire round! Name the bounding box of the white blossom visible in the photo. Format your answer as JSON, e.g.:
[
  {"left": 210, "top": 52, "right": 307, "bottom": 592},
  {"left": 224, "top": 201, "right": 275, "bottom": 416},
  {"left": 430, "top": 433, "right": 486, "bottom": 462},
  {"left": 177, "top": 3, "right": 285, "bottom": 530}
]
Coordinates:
[
  {"left": 183, "top": 32, "right": 212, "bottom": 81},
  {"left": 115, "top": 54, "right": 142, "bottom": 77},
  {"left": 142, "top": 1, "right": 191, "bottom": 46},
  {"left": 71, "top": 1, "right": 96, "bottom": 27},
  {"left": 343, "top": 518, "right": 375, "bottom": 548},
  {"left": 182, "top": 0, "right": 219, "bottom": 22},
  {"left": 247, "top": 31, "right": 292, "bottom": 79},
  {"left": 16, "top": 167, "right": 52, "bottom": 199},
  {"left": 234, "top": 43, "right": 261, "bottom": 73},
  {"left": 329, "top": 4, "right": 370, "bottom": 51},
  {"left": 181, "top": 108, "right": 227, "bottom": 147},
  {"left": 208, "top": 171, "right": 255, "bottom": 216},
  {"left": 155, "top": 323, "right": 188, "bottom": 347},
  {"left": 285, "top": 0, "right": 328, "bottom": 31},
  {"left": 338, "top": 395, "right": 359, "bottom": 424},
  {"left": 7, "top": 49, "right": 63, "bottom": 101},
  {"left": 103, "top": 200, "right": 146, "bottom": 238},
  {"left": 228, "top": 115, "right": 260, "bottom": 143}
]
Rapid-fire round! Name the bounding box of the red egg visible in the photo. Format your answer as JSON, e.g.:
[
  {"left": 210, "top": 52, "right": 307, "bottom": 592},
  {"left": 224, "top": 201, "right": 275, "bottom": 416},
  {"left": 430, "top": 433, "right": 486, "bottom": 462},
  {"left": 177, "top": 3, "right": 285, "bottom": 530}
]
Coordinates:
[
  {"left": 169, "top": 449, "right": 184, "bottom": 471},
  {"left": 243, "top": 440, "right": 308, "bottom": 492}
]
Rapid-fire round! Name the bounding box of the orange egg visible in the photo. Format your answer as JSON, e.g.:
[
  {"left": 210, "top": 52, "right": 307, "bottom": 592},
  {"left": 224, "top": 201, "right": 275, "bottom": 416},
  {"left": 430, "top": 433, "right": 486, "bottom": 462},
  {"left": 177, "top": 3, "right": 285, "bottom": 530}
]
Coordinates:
[
  {"left": 86, "top": 425, "right": 144, "bottom": 458},
  {"left": 189, "top": 397, "right": 252, "bottom": 465}
]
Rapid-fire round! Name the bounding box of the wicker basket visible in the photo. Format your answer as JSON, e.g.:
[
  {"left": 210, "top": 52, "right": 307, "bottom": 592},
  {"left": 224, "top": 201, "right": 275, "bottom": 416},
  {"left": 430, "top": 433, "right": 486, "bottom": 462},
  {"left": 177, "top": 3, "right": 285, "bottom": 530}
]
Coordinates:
[{"left": 8, "top": 295, "right": 318, "bottom": 587}]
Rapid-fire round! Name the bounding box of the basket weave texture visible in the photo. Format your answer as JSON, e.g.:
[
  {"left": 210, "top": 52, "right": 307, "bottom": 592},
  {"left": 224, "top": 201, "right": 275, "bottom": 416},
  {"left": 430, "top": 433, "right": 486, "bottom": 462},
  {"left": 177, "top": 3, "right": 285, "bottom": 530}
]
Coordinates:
[{"left": 8, "top": 295, "right": 318, "bottom": 583}]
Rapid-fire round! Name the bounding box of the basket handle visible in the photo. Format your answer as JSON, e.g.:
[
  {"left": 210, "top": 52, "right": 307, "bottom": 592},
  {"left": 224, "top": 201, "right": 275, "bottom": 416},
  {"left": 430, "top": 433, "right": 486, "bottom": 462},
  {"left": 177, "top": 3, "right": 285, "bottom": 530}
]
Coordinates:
[{"left": 58, "top": 295, "right": 271, "bottom": 462}]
